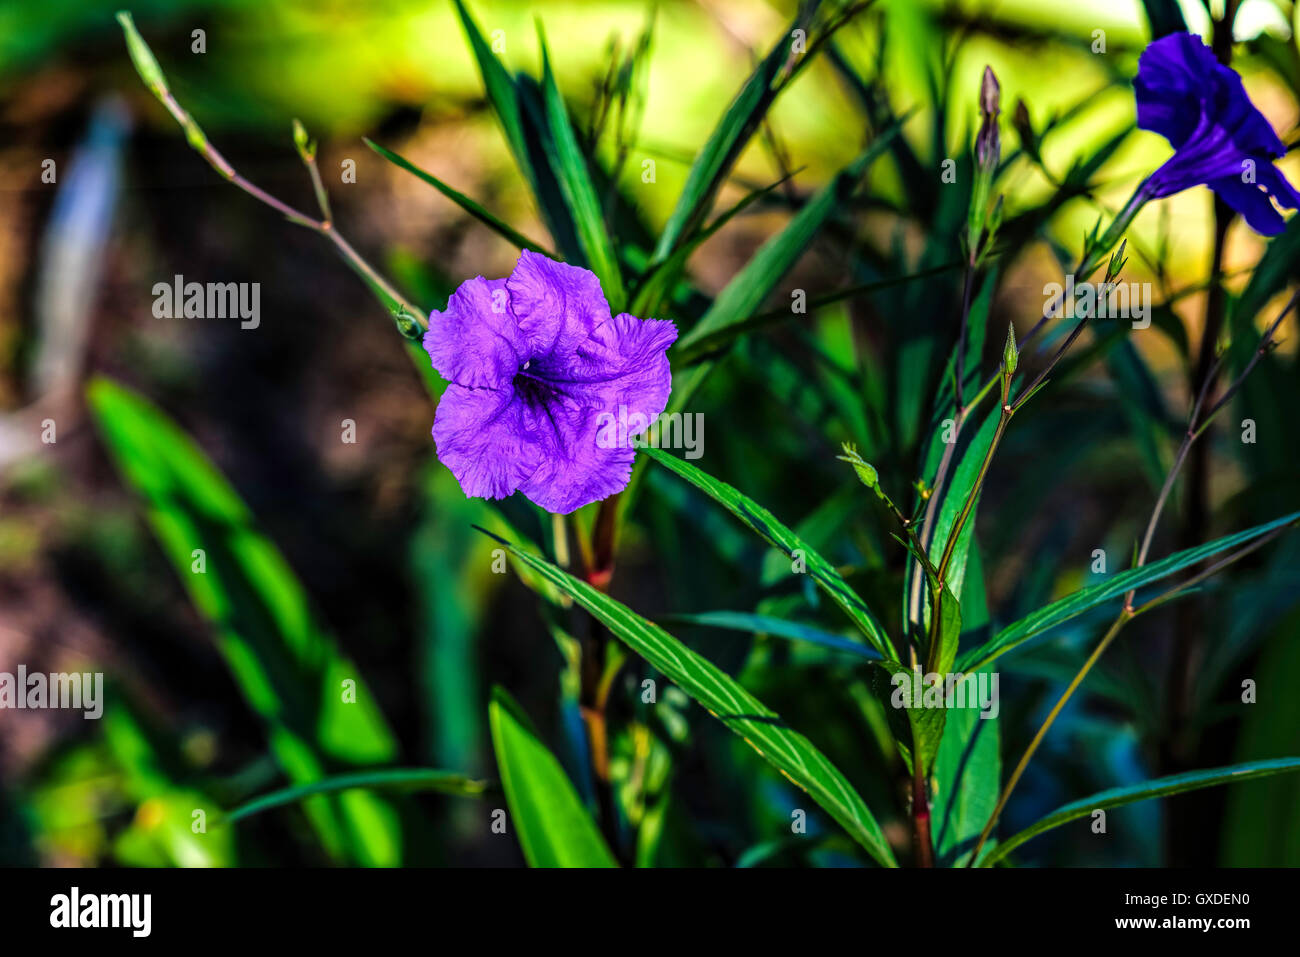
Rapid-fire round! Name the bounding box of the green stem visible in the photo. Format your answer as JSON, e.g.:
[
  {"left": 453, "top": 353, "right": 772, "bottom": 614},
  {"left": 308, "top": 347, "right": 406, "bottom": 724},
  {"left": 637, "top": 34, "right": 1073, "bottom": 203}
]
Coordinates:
[
  {"left": 118, "top": 12, "right": 425, "bottom": 339},
  {"left": 968, "top": 609, "right": 1133, "bottom": 865}
]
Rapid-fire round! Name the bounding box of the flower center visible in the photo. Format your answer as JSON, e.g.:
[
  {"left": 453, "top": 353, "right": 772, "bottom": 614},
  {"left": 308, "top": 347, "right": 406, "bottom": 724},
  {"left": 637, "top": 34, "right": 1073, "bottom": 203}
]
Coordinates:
[{"left": 513, "top": 367, "right": 562, "bottom": 409}]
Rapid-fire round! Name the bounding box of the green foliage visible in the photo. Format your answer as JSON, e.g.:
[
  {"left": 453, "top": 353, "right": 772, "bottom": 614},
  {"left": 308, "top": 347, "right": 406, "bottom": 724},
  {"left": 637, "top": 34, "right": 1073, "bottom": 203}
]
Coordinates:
[
  {"left": 45, "top": 0, "right": 1300, "bottom": 871},
  {"left": 981, "top": 758, "right": 1300, "bottom": 867},
  {"left": 481, "top": 527, "right": 897, "bottom": 867},
  {"left": 87, "top": 377, "right": 403, "bottom": 865},
  {"left": 489, "top": 687, "right": 617, "bottom": 868}
]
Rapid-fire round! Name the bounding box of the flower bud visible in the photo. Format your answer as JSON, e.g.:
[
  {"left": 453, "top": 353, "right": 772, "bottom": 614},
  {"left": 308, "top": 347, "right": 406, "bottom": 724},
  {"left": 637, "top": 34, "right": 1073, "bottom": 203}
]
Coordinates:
[
  {"left": 836, "top": 443, "right": 878, "bottom": 489},
  {"left": 1013, "top": 99, "right": 1038, "bottom": 162},
  {"left": 975, "top": 66, "right": 1001, "bottom": 171}
]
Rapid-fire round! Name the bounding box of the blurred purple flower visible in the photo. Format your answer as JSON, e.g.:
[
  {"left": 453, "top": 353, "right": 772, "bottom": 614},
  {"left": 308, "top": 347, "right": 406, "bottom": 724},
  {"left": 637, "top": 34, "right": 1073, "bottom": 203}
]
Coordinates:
[
  {"left": 424, "top": 250, "right": 676, "bottom": 513},
  {"left": 1136, "top": 32, "right": 1300, "bottom": 235}
]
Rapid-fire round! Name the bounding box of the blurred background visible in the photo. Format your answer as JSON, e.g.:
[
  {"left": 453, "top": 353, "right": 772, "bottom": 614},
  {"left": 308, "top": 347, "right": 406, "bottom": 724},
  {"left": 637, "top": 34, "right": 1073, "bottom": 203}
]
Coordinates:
[{"left": 1, "top": 0, "right": 1299, "bottom": 867}]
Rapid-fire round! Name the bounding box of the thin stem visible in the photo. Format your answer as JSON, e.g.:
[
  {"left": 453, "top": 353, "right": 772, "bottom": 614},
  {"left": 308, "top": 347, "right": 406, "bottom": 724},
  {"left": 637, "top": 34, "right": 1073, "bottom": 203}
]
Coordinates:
[
  {"left": 1192, "top": 290, "right": 1298, "bottom": 438},
  {"left": 1134, "top": 523, "right": 1294, "bottom": 617},
  {"left": 294, "top": 122, "right": 334, "bottom": 224},
  {"left": 118, "top": 13, "right": 425, "bottom": 336},
  {"left": 967, "top": 609, "right": 1133, "bottom": 865},
  {"left": 970, "top": 283, "right": 1298, "bottom": 865},
  {"left": 912, "top": 748, "right": 934, "bottom": 867},
  {"left": 953, "top": 262, "right": 976, "bottom": 416},
  {"left": 906, "top": 644, "right": 935, "bottom": 867},
  {"left": 935, "top": 405, "right": 1010, "bottom": 585},
  {"left": 1128, "top": 289, "right": 1296, "bottom": 603}
]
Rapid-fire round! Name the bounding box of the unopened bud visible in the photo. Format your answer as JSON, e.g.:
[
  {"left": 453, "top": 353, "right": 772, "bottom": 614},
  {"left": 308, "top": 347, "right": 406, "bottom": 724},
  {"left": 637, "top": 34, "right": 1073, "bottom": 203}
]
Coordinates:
[
  {"left": 1013, "top": 99, "right": 1038, "bottom": 162},
  {"left": 292, "top": 118, "right": 315, "bottom": 160},
  {"left": 836, "top": 443, "right": 878, "bottom": 489},
  {"left": 1105, "top": 239, "right": 1128, "bottom": 285},
  {"left": 975, "top": 66, "right": 1001, "bottom": 170}
]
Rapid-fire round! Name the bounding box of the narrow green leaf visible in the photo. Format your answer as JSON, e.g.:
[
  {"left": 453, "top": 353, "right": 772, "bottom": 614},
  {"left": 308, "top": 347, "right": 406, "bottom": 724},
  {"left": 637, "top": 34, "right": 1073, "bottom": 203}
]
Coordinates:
[
  {"left": 981, "top": 757, "right": 1300, "bottom": 866},
  {"left": 643, "top": 447, "right": 892, "bottom": 657},
  {"left": 659, "top": 611, "right": 881, "bottom": 660},
  {"left": 538, "top": 33, "right": 626, "bottom": 311},
  {"left": 932, "top": 669, "right": 999, "bottom": 865},
  {"left": 932, "top": 545, "right": 999, "bottom": 866},
  {"left": 489, "top": 687, "right": 618, "bottom": 868},
  {"left": 1138, "top": 0, "right": 1188, "bottom": 38},
  {"left": 451, "top": 0, "right": 530, "bottom": 177},
  {"left": 931, "top": 583, "right": 962, "bottom": 677},
  {"left": 958, "top": 510, "right": 1300, "bottom": 672},
  {"left": 651, "top": 2, "right": 825, "bottom": 263},
  {"left": 364, "top": 138, "right": 553, "bottom": 255},
  {"left": 673, "top": 263, "right": 956, "bottom": 367},
  {"left": 871, "top": 659, "right": 946, "bottom": 777},
  {"left": 676, "top": 121, "right": 904, "bottom": 354},
  {"left": 87, "top": 377, "right": 401, "bottom": 865},
  {"left": 226, "top": 768, "right": 487, "bottom": 824},
  {"left": 480, "top": 530, "right": 897, "bottom": 867},
  {"left": 631, "top": 169, "right": 798, "bottom": 318},
  {"left": 920, "top": 411, "right": 997, "bottom": 623}
]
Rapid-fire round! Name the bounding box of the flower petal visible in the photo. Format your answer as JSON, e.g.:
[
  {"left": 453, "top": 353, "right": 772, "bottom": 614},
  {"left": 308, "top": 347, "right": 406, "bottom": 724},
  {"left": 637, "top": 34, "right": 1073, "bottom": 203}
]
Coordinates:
[
  {"left": 1135, "top": 32, "right": 1296, "bottom": 234},
  {"left": 506, "top": 249, "right": 612, "bottom": 360},
  {"left": 565, "top": 314, "right": 678, "bottom": 431},
  {"left": 424, "top": 276, "right": 526, "bottom": 390},
  {"left": 1135, "top": 33, "right": 1206, "bottom": 148},
  {"left": 432, "top": 385, "right": 540, "bottom": 500},
  {"left": 516, "top": 394, "right": 634, "bottom": 514},
  {"left": 1207, "top": 176, "right": 1289, "bottom": 235},
  {"left": 512, "top": 315, "right": 675, "bottom": 512}
]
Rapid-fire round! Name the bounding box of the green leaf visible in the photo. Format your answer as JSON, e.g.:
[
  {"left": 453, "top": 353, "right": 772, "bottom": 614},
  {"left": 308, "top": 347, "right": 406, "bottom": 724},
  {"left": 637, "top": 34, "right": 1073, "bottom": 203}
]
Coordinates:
[
  {"left": 1137, "top": 0, "right": 1188, "bottom": 38},
  {"left": 1221, "top": 609, "right": 1300, "bottom": 865},
  {"left": 675, "top": 121, "right": 905, "bottom": 355},
  {"left": 932, "top": 545, "right": 1000, "bottom": 867},
  {"left": 643, "top": 447, "right": 892, "bottom": 657},
  {"left": 538, "top": 32, "right": 626, "bottom": 311},
  {"left": 871, "top": 659, "right": 946, "bottom": 777},
  {"left": 649, "top": 2, "right": 825, "bottom": 264},
  {"left": 480, "top": 530, "right": 897, "bottom": 867},
  {"left": 364, "top": 138, "right": 552, "bottom": 255},
  {"left": 451, "top": 0, "right": 531, "bottom": 180},
  {"left": 489, "top": 687, "right": 618, "bottom": 868},
  {"left": 925, "top": 411, "right": 997, "bottom": 615},
  {"left": 930, "top": 583, "right": 962, "bottom": 677},
  {"left": 631, "top": 169, "right": 798, "bottom": 319},
  {"left": 659, "top": 611, "right": 881, "bottom": 661},
  {"left": 226, "top": 768, "right": 487, "bottom": 824},
  {"left": 451, "top": 0, "right": 583, "bottom": 260},
  {"left": 672, "top": 263, "right": 956, "bottom": 367},
  {"left": 981, "top": 757, "right": 1300, "bottom": 867},
  {"left": 932, "top": 681, "right": 998, "bottom": 866},
  {"left": 958, "top": 510, "right": 1300, "bottom": 672},
  {"left": 86, "top": 377, "right": 401, "bottom": 866}
]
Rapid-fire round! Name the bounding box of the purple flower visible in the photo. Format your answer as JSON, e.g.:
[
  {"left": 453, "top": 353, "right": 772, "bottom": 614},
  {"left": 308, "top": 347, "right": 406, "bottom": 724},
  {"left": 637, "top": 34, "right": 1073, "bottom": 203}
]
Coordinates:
[
  {"left": 424, "top": 250, "right": 676, "bottom": 513},
  {"left": 1136, "top": 32, "right": 1300, "bottom": 235}
]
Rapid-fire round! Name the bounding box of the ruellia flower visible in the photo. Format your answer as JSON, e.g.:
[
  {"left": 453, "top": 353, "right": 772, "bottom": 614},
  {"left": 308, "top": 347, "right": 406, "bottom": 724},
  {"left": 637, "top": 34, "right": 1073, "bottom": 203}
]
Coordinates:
[
  {"left": 1135, "top": 31, "right": 1300, "bottom": 235},
  {"left": 424, "top": 251, "right": 676, "bottom": 513}
]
